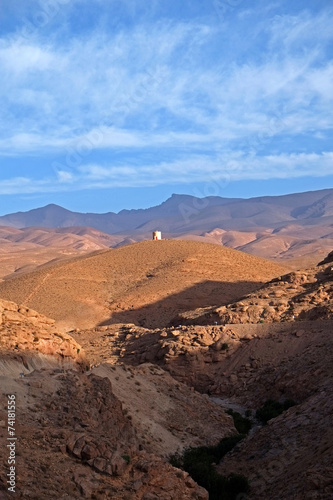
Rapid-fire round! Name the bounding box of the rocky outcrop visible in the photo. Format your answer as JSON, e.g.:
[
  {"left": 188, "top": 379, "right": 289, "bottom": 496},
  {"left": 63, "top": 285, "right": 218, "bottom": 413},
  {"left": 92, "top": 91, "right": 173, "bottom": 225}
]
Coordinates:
[
  {"left": 0, "top": 368, "right": 208, "bottom": 499},
  {"left": 0, "top": 299, "right": 210, "bottom": 499},
  {"left": 92, "top": 362, "right": 236, "bottom": 458},
  {"left": 0, "top": 298, "right": 85, "bottom": 367},
  {"left": 74, "top": 319, "right": 333, "bottom": 405},
  {"left": 191, "top": 261, "right": 333, "bottom": 325},
  {"left": 75, "top": 323, "right": 240, "bottom": 392},
  {"left": 318, "top": 250, "right": 333, "bottom": 266}
]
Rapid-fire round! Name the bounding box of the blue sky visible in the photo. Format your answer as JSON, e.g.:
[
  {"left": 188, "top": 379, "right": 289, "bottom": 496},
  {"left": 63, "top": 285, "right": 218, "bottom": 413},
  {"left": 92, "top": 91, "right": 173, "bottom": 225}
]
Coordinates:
[{"left": 0, "top": 0, "right": 332, "bottom": 215}]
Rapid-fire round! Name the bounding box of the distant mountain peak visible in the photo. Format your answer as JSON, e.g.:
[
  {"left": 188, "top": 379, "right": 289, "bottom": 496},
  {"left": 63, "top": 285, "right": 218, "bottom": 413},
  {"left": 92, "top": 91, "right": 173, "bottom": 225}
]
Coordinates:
[{"left": 40, "top": 203, "right": 72, "bottom": 212}]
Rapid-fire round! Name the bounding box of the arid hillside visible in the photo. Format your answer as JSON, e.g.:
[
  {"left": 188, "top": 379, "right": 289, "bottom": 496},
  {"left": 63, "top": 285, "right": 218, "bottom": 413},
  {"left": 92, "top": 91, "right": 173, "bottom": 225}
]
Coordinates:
[
  {"left": 0, "top": 240, "right": 286, "bottom": 330},
  {"left": 0, "top": 226, "right": 126, "bottom": 280},
  {"left": 1, "top": 251, "right": 333, "bottom": 499},
  {"left": 0, "top": 226, "right": 119, "bottom": 252},
  {"left": 200, "top": 224, "right": 333, "bottom": 266},
  {"left": 0, "top": 226, "right": 121, "bottom": 283},
  {"left": 67, "top": 252, "right": 333, "bottom": 500}
]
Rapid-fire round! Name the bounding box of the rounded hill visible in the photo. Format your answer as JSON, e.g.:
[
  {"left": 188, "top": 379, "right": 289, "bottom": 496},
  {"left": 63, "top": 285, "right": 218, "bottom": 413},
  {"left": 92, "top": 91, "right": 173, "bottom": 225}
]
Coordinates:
[{"left": 0, "top": 239, "right": 286, "bottom": 329}]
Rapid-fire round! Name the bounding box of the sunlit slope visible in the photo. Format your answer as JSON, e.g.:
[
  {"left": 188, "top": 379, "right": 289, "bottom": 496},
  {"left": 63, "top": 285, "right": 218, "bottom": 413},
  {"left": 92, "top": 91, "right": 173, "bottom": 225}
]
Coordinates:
[{"left": 0, "top": 239, "right": 286, "bottom": 329}]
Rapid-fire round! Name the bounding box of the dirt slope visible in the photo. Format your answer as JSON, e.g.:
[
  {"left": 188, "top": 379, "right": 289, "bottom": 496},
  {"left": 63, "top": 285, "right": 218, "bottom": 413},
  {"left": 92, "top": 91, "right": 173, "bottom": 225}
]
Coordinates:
[
  {"left": 218, "top": 386, "right": 333, "bottom": 500},
  {"left": 92, "top": 362, "right": 235, "bottom": 458},
  {"left": 0, "top": 240, "right": 287, "bottom": 330}
]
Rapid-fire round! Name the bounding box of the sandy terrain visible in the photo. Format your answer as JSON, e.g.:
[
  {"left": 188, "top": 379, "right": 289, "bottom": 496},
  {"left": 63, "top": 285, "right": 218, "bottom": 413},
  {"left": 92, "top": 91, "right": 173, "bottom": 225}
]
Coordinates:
[{"left": 0, "top": 240, "right": 287, "bottom": 330}]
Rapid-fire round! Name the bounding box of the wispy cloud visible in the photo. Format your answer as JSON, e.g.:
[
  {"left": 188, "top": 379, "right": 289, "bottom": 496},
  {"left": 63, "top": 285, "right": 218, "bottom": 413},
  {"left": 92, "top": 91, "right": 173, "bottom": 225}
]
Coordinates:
[
  {"left": 0, "top": 151, "right": 331, "bottom": 195},
  {"left": 0, "top": 1, "right": 332, "bottom": 193}
]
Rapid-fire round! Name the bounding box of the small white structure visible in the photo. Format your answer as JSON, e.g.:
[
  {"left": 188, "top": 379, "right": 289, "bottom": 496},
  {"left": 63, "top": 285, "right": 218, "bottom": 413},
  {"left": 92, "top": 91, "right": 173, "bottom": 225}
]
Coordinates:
[{"left": 152, "top": 231, "right": 162, "bottom": 240}]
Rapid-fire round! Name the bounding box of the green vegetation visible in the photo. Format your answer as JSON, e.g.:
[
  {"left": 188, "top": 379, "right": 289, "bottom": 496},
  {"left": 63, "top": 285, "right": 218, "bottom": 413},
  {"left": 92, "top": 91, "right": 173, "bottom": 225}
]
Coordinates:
[
  {"left": 256, "top": 399, "right": 296, "bottom": 424},
  {"left": 226, "top": 409, "right": 252, "bottom": 435},
  {"left": 169, "top": 435, "right": 249, "bottom": 500},
  {"left": 221, "top": 343, "right": 229, "bottom": 350},
  {"left": 121, "top": 455, "right": 131, "bottom": 465}
]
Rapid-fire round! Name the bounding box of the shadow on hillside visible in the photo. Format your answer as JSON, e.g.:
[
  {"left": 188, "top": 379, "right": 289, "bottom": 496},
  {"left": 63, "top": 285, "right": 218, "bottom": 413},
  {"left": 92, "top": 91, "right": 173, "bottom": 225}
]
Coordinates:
[{"left": 98, "top": 279, "right": 262, "bottom": 329}]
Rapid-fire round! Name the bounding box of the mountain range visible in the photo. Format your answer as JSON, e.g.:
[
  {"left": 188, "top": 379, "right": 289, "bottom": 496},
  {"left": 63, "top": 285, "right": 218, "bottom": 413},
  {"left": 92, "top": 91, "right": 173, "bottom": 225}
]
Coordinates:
[{"left": 0, "top": 188, "right": 332, "bottom": 264}]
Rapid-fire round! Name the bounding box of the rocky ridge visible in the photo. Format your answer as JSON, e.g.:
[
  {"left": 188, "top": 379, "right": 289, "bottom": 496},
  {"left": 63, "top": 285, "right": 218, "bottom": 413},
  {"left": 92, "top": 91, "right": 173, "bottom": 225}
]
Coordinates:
[
  {"left": 73, "top": 319, "right": 333, "bottom": 406},
  {"left": 0, "top": 298, "right": 85, "bottom": 366},
  {"left": 184, "top": 260, "right": 333, "bottom": 325}
]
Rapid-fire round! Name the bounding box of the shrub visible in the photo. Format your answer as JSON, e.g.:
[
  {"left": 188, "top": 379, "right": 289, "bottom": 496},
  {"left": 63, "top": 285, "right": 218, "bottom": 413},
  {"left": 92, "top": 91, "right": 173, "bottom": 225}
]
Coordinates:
[
  {"left": 226, "top": 409, "right": 252, "bottom": 435},
  {"left": 256, "top": 399, "right": 296, "bottom": 424},
  {"left": 121, "top": 455, "right": 130, "bottom": 465},
  {"left": 169, "top": 435, "right": 249, "bottom": 500}
]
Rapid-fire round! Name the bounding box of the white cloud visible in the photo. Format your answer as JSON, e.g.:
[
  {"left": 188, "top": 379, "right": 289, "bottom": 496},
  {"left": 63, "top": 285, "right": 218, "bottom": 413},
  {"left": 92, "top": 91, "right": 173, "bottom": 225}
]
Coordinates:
[
  {"left": 0, "top": 2, "right": 332, "bottom": 192},
  {"left": 0, "top": 151, "right": 331, "bottom": 195},
  {"left": 57, "top": 170, "right": 74, "bottom": 183},
  {"left": 268, "top": 8, "right": 333, "bottom": 50},
  {"left": 0, "top": 41, "right": 55, "bottom": 73}
]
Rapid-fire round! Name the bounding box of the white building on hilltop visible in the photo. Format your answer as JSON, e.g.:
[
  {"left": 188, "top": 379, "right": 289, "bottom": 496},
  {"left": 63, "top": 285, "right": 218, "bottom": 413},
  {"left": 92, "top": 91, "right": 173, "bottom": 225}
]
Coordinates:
[{"left": 152, "top": 231, "right": 162, "bottom": 240}]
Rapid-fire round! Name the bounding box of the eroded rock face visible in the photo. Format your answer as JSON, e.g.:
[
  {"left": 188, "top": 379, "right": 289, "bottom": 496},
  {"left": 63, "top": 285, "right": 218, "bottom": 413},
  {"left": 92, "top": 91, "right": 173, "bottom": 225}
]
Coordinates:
[
  {"left": 194, "top": 262, "right": 333, "bottom": 325},
  {"left": 74, "top": 319, "right": 333, "bottom": 407},
  {"left": 0, "top": 299, "right": 210, "bottom": 499},
  {"left": 0, "top": 298, "right": 85, "bottom": 366},
  {"left": 0, "top": 368, "right": 209, "bottom": 499},
  {"left": 74, "top": 323, "right": 240, "bottom": 392},
  {"left": 92, "top": 362, "right": 236, "bottom": 458}
]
